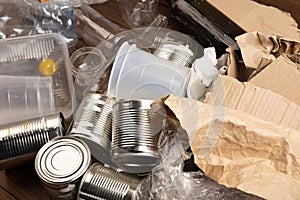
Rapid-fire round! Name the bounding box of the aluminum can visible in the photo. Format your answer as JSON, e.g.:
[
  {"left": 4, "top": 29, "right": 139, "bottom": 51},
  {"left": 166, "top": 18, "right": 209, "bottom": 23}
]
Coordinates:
[
  {"left": 77, "top": 162, "right": 141, "bottom": 200},
  {"left": 0, "top": 113, "right": 65, "bottom": 169},
  {"left": 112, "top": 99, "right": 166, "bottom": 173},
  {"left": 70, "top": 93, "right": 116, "bottom": 167},
  {"left": 35, "top": 136, "right": 91, "bottom": 200}
]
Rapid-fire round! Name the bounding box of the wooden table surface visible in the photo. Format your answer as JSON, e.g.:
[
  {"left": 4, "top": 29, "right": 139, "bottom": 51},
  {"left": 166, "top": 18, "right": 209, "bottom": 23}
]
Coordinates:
[{"left": 0, "top": 0, "right": 299, "bottom": 199}]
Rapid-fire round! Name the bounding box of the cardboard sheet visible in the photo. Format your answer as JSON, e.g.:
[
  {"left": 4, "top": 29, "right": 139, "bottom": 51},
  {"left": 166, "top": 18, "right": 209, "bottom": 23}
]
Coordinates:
[
  {"left": 164, "top": 94, "right": 300, "bottom": 200},
  {"left": 249, "top": 55, "right": 300, "bottom": 105},
  {"left": 206, "top": 75, "right": 300, "bottom": 131},
  {"left": 207, "top": 0, "right": 300, "bottom": 42}
]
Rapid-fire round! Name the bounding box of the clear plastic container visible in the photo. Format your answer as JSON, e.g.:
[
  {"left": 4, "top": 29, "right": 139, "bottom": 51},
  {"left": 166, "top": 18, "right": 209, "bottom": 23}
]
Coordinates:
[
  {"left": 0, "top": 75, "right": 55, "bottom": 124},
  {"left": 119, "top": 0, "right": 161, "bottom": 28},
  {"left": 0, "top": 34, "right": 76, "bottom": 125}
]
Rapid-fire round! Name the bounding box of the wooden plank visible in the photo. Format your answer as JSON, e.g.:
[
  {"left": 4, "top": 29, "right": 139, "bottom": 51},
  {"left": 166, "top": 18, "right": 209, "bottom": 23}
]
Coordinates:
[
  {"left": 0, "top": 166, "right": 49, "bottom": 200},
  {"left": 0, "top": 186, "right": 17, "bottom": 200}
]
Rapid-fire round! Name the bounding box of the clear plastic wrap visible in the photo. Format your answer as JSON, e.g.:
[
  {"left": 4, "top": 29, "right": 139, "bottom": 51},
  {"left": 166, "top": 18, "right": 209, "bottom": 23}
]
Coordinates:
[
  {"left": 0, "top": 0, "right": 76, "bottom": 46},
  {"left": 135, "top": 133, "right": 263, "bottom": 200}
]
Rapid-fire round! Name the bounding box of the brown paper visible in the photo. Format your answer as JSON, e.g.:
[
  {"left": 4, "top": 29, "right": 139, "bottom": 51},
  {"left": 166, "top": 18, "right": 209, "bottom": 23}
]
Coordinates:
[
  {"left": 249, "top": 55, "right": 300, "bottom": 105},
  {"left": 207, "top": 0, "right": 300, "bottom": 42},
  {"left": 206, "top": 75, "right": 300, "bottom": 131},
  {"left": 235, "top": 31, "right": 300, "bottom": 71},
  {"left": 164, "top": 94, "right": 300, "bottom": 200}
]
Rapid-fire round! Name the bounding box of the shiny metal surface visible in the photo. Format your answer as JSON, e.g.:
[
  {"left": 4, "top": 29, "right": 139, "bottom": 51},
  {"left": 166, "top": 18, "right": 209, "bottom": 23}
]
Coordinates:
[
  {"left": 0, "top": 113, "right": 65, "bottom": 169},
  {"left": 112, "top": 99, "right": 166, "bottom": 173},
  {"left": 35, "top": 136, "right": 91, "bottom": 200},
  {"left": 77, "top": 163, "right": 141, "bottom": 200},
  {"left": 70, "top": 93, "right": 115, "bottom": 167},
  {"left": 153, "top": 43, "right": 195, "bottom": 68}
]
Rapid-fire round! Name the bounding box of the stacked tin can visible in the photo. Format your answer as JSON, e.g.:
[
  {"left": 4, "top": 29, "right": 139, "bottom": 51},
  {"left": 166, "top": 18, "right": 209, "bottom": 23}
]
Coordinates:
[{"left": 0, "top": 113, "right": 65, "bottom": 169}]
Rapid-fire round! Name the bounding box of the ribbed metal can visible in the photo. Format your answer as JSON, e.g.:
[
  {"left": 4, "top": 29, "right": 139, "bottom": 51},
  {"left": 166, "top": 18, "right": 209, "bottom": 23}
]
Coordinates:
[
  {"left": 153, "top": 43, "right": 195, "bottom": 68},
  {"left": 77, "top": 162, "right": 142, "bottom": 200},
  {"left": 35, "top": 136, "right": 91, "bottom": 200},
  {"left": 69, "top": 93, "right": 115, "bottom": 167},
  {"left": 0, "top": 113, "right": 65, "bottom": 169},
  {"left": 112, "top": 99, "right": 166, "bottom": 173}
]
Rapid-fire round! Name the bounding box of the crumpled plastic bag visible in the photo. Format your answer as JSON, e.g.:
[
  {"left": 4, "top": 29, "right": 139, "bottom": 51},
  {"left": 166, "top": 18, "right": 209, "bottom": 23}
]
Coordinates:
[{"left": 0, "top": 0, "right": 77, "bottom": 46}]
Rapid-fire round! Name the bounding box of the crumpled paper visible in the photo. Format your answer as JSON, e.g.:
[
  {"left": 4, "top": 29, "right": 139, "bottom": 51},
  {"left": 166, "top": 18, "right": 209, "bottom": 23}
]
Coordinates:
[
  {"left": 135, "top": 133, "right": 261, "bottom": 200},
  {"left": 187, "top": 47, "right": 227, "bottom": 100},
  {"left": 236, "top": 31, "right": 300, "bottom": 73},
  {"left": 164, "top": 94, "right": 300, "bottom": 200}
]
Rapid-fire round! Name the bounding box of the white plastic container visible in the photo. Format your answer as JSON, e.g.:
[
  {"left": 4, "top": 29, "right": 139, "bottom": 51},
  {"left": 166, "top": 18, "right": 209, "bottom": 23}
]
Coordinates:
[
  {"left": 0, "top": 34, "right": 76, "bottom": 125},
  {"left": 107, "top": 42, "right": 191, "bottom": 100}
]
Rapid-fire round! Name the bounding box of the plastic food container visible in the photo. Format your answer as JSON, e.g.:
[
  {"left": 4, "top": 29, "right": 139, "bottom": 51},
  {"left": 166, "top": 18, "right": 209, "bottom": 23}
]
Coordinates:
[
  {"left": 107, "top": 42, "right": 191, "bottom": 101},
  {"left": 0, "top": 33, "right": 76, "bottom": 125}
]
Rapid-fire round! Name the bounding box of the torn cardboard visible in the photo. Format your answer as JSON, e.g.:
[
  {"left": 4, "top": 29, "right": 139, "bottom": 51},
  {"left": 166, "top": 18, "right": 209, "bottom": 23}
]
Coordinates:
[
  {"left": 235, "top": 31, "right": 300, "bottom": 71},
  {"left": 164, "top": 94, "right": 300, "bottom": 200},
  {"left": 206, "top": 75, "right": 300, "bottom": 131},
  {"left": 207, "top": 0, "right": 300, "bottom": 42},
  {"left": 226, "top": 46, "right": 254, "bottom": 81},
  {"left": 249, "top": 55, "right": 300, "bottom": 105}
]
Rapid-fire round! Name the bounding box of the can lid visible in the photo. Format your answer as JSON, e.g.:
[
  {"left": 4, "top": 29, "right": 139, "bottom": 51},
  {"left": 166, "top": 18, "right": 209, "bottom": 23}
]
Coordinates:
[{"left": 35, "top": 136, "right": 91, "bottom": 184}]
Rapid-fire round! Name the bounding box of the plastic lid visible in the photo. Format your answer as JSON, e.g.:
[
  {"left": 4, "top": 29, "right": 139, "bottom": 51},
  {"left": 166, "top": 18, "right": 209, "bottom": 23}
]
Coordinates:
[{"left": 35, "top": 136, "right": 91, "bottom": 184}]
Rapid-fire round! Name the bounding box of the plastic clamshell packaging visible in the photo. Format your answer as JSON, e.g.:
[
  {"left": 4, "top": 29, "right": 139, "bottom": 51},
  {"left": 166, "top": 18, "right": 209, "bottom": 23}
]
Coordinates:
[{"left": 0, "top": 33, "right": 76, "bottom": 125}]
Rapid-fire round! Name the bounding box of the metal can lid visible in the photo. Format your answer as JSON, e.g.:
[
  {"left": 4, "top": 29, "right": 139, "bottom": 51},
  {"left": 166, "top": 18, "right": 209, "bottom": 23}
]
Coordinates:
[{"left": 35, "top": 136, "right": 91, "bottom": 185}]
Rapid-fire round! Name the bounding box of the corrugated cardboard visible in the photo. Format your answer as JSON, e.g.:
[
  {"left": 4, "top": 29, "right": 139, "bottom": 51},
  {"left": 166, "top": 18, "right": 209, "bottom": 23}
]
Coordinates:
[
  {"left": 249, "top": 55, "right": 300, "bottom": 105},
  {"left": 206, "top": 75, "right": 300, "bottom": 131},
  {"left": 207, "top": 0, "right": 300, "bottom": 42},
  {"left": 164, "top": 94, "right": 300, "bottom": 200}
]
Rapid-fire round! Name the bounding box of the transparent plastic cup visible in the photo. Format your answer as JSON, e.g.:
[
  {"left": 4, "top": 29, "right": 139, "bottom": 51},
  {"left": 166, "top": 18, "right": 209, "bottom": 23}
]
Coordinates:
[
  {"left": 119, "top": 0, "right": 161, "bottom": 28},
  {"left": 0, "top": 75, "right": 55, "bottom": 125},
  {"left": 107, "top": 42, "right": 191, "bottom": 100}
]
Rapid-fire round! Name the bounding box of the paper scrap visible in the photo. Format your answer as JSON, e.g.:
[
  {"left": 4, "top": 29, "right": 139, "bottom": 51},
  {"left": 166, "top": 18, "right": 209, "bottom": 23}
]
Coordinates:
[
  {"left": 192, "top": 47, "right": 220, "bottom": 87},
  {"left": 164, "top": 94, "right": 300, "bottom": 200},
  {"left": 207, "top": 0, "right": 300, "bottom": 42},
  {"left": 187, "top": 47, "right": 222, "bottom": 100}
]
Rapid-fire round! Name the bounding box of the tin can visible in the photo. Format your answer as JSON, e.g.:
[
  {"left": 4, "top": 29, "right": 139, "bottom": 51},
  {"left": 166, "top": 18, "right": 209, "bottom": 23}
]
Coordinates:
[
  {"left": 0, "top": 113, "right": 65, "bottom": 169},
  {"left": 35, "top": 136, "right": 91, "bottom": 200},
  {"left": 112, "top": 99, "right": 167, "bottom": 173},
  {"left": 77, "top": 162, "right": 142, "bottom": 200},
  {"left": 70, "top": 93, "right": 115, "bottom": 168}
]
